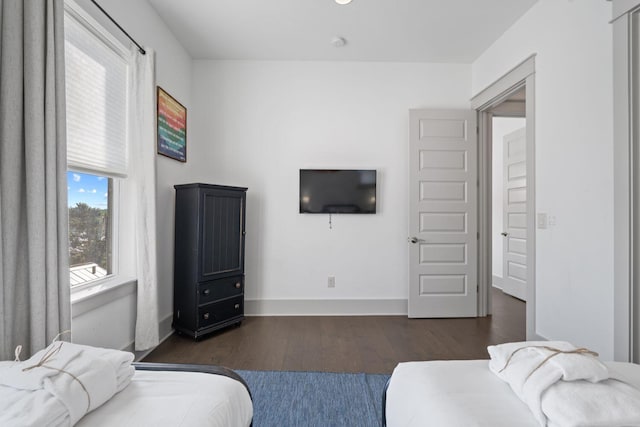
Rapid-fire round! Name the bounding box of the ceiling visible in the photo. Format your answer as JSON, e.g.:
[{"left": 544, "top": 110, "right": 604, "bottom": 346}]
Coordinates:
[{"left": 147, "top": 0, "right": 539, "bottom": 63}]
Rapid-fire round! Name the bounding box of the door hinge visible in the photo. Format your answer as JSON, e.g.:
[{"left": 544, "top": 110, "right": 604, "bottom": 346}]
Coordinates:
[
  {"left": 477, "top": 285, "right": 479, "bottom": 293},
  {"left": 476, "top": 126, "right": 479, "bottom": 135},
  {"left": 477, "top": 232, "right": 480, "bottom": 240}
]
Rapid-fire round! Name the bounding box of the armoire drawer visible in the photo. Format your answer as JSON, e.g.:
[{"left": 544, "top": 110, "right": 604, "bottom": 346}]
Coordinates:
[
  {"left": 198, "top": 276, "right": 244, "bottom": 305},
  {"left": 198, "top": 296, "right": 244, "bottom": 329}
]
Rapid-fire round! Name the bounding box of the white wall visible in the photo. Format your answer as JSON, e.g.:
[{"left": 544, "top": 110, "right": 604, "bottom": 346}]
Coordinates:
[
  {"left": 473, "top": 0, "right": 614, "bottom": 358},
  {"left": 492, "top": 117, "right": 526, "bottom": 287},
  {"left": 71, "top": 0, "right": 200, "bottom": 350},
  {"left": 191, "top": 61, "right": 471, "bottom": 311}
]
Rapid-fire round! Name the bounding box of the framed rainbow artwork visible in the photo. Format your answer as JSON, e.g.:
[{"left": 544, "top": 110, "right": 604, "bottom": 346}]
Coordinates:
[{"left": 157, "top": 87, "right": 187, "bottom": 162}]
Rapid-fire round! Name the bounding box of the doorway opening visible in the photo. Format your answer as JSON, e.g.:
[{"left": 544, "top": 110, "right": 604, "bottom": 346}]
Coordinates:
[
  {"left": 472, "top": 55, "right": 537, "bottom": 340},
  {"left": 489, "top": 92, "right": 527, "bottom": 339}
]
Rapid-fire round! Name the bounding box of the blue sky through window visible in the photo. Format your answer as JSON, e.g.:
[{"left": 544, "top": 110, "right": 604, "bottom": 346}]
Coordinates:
[{"left": 67, "top": 171, "right": 109, "bottom": 209}]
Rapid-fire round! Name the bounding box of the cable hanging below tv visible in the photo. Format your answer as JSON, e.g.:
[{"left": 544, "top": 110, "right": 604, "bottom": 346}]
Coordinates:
[{"left": 299, "top": 169, "right": 377, "bottom": 214}]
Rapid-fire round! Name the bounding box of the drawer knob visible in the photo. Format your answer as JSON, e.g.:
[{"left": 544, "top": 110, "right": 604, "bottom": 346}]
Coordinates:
[
  {"left": 234, "top": 304, "right": 240, "bottom": 310},
  {"left": 235, "top": 282, "right": 241, "bottom": 289},
  {"left": 203, "top": 289, "right": 210, "bottom": 295},
  {"left": 203, "top": 313, "right": 210, "bottom": 320}
]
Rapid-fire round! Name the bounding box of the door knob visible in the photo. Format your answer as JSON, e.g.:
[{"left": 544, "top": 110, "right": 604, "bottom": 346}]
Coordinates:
[
  {"left": 501, "top": 232, "right": 508, "bottom": 237},
  {"left": 408, "top": 237, "right": 419, "bottom": 244}
]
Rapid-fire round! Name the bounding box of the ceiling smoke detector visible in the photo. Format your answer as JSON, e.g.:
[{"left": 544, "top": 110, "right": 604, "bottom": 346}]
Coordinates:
[
  {"left": 335, "top": 0, "right": 352, "bottom": 4},
  {"left": 331, "top": 37, "right": 347, "bottom": 47}
]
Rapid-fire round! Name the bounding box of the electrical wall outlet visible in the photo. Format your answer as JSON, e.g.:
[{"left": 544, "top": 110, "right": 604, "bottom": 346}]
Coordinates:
[{"left": 328, "top": 276, "right": 336, "bottom": 288}]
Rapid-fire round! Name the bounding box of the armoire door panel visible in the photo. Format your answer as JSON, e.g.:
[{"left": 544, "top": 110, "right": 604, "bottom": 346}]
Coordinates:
[{"left": 200, "top": 191, "right": 244, "bottom": 280}]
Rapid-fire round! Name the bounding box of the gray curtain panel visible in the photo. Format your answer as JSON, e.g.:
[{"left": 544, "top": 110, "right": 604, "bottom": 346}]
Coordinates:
[{"left": 0, "top": 0, "right": 70, "bottom": 360}]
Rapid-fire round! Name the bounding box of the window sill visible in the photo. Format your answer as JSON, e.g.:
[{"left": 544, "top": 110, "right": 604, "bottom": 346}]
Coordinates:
[{"left": 71, "top": 276, "right": 137, "bottom": 317}]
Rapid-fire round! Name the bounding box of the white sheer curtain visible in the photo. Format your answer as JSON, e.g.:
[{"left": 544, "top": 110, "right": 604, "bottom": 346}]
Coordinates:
[{"left": 129, "top": 47, "right": 159, "bottom": 351}]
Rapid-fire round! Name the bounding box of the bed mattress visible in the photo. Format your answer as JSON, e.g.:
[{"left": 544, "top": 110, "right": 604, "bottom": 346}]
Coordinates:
[
  {"left": 76, "top": 369, "right": 253, "bottom": 427},
  {"left": 385, "top": 360, "right": 640, "bottom": 427},
  {"left": 385, "top": 360, "right": 538, "bottom": 427}
]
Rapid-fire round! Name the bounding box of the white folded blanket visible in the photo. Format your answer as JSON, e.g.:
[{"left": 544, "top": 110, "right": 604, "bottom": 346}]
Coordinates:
[
  {"left": 488, "top": 341, "right": 640, "bottom": 426},
  {"left": 0, "top": 342, "right": 134, "bottom": 426}
]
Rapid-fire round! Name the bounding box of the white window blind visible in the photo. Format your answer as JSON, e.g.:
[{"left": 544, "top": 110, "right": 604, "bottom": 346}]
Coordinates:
[{"left": 65, "top": 12, "right": 129, "bottom": 177}]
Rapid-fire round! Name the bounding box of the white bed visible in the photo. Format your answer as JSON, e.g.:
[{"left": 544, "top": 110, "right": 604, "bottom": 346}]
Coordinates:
[
  {"left": 0, "top": 341, "right": 253, "bottom": 427},
  {"left": 384, "top": 360, "right": 640, "bottom": 427},
  {"left": 76, "top": 363, "right": 253, "bottom": 427}
]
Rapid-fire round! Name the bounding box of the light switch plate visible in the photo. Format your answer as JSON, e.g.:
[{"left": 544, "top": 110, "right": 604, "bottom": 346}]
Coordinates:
[
  {"left": 537, "top": 213, "right": 548, "bottom": 229},
  {"left": 328, "top": 276, "right": 336, "bottom": 288}
]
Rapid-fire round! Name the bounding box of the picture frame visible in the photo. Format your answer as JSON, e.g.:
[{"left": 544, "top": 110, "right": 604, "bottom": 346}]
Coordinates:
[{"left": 157, "top": 86, "right": 187, "bottom": 162}]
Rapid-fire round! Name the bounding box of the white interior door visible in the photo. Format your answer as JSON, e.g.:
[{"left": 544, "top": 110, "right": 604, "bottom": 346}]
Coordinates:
[
  {"left": 408, "top": 109, "right": 477, "bottom": 318},
  {"left": 502, "top": 127, "right": 527, "bottom": 301}
]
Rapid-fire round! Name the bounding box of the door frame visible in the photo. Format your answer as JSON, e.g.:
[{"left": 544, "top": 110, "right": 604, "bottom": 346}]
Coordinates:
[
  {"left": 612, "top": 1, "right": 640, "bottom": 362},
  {"left": 471, "top": 55, "right": 540, "bottom": 340}
]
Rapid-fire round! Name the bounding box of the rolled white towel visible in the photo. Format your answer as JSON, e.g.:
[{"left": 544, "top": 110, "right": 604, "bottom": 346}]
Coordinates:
[
  {"left": 0, "top": 341, "right": 135, "bottom": 426},
  {"left": 488, "top": 341, "right": 609, "bottom": 426},
  {"left": 70, "top": 343, "right": 134, "bottom": 392},
  {"left": 488, "top": 341, "right": 608, "bottom": 388},
  {"left": 542, "top": 377, "right": 640, "bottom": 427},
  {"left": 0, "top": 386, "right": 69, "bottom": 427},
  {"left": 0, "top": 343, "right": 85, "bottom": 390}
]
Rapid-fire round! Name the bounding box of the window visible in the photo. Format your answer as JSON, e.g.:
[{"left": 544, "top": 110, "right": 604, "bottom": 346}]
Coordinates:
[
  {"left": 64, "top": 3, "right": 133, "bottom": 290},
  {"left": 67, "top": 172, "right": 112, "bottom": 286}
]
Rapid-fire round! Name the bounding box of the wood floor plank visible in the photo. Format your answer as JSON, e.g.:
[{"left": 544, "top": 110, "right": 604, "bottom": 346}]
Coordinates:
[{"left": 143, "top": 288, "right": 525, "bottom": 374}]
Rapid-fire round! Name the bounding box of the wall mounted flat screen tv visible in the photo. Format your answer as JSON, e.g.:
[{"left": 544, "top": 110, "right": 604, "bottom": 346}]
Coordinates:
[{"left": 299, "top": 169, "right": 376, "bottom": 214}]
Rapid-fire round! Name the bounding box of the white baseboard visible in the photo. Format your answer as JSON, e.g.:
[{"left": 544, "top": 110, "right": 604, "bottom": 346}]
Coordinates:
[
  {"left": 492, "top": 275, "right": 504, "bottom": 290},
  {"left": 245, "top": 298, "right": 408, "bottom": 316},
  {"left": 158, "top": 313, "right": 174, "bottom": 342}
]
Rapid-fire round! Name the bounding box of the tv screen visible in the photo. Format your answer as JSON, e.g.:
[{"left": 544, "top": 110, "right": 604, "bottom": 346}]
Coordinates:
[{"left": 299, "top": 169, "right": 376, "bottom": 214}]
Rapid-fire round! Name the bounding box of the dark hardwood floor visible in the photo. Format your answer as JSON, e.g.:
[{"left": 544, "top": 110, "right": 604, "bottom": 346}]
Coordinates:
[{"left": 143, "top": 288, "right": 525, "bottom": 374}]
